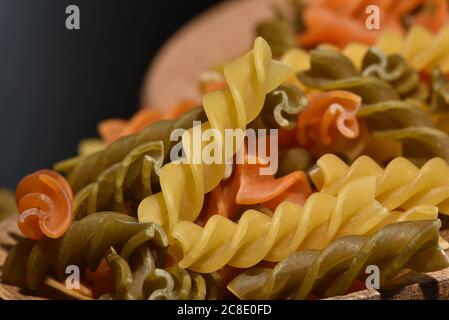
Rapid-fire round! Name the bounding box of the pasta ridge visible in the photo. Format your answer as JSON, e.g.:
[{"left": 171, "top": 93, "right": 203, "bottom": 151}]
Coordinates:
[
  {"left": 171, "top": 176, "right": 438, "bottom": 273},
  {"left": 66, "top": 107, "right": 205, "bottom": 219},
  {"left": 138, "top": 38, "right": 291, "bottom": 236},
  {"left": 227, "top": 219, "right": 449, "bottom": 300},
  {"left": 310, "top": 154, "right": 449, "bottom": 214},
  {"left": 2, "top": 212, "right": 168, "bottom": 294},
  {"left": 103, "top": 254, "right": 221, "bottom": 300}
]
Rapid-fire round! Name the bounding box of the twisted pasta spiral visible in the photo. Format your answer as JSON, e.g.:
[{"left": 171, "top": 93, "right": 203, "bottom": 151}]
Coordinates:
[
  {"left": 102, "top": 251, "right": 221, "bottom": 300},
  {"left": 227, "top": 219, "right": 449, "bottom": 299},
  {"left": 67, "top": 107, "right": 206, "bottom": 219},
  {"left": 16, "top": 170, "right": 73, "bottom": 240},
  {"left": 310, "top": 154, "right": 449, "bottom": 214},
  {"left": 340, "top": 26, "right": 449, "bottom": 74},
  {"left": 138, "top": 38, "right": 291, "bottom": 236},
  {"left": 377, "top": 25, "right": 449, "bottom": 73},
  {"left": 297, "top": 49, "right": 400, "bottom": 104},
  {"left": 171, "top": 177, "right": 437, "bottom": 273},
  {"left": 361, "top": 47, "right": 429, "bottom": 102},
  {"left": 144, "top": 267, "right": 221, "bottom": 300},
  {"left": 2, "top": 212, "right": 168, "bottom": 294}
]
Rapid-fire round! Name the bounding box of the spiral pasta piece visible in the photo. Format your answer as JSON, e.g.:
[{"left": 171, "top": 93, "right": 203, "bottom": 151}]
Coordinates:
[
  {"left": 297, "top": 1, "right": 379, "bottom": 49},
  {"left": 144, "top": 267, "right": 221, "bottom": 300},
  {"left": 98, "top": 111, "right": 162, "bottom": 145},
  {"left": 280, "top": 48, "right": 310, "bottom": 90},
  {"left": 99, "top": 249, "right": 221, "bottom": 300},
  {"left": 138, "top": 38, "right": 291, "bottom": 235},
  {"left": 373, "top": 127, "right": 449, "bottom": 163},
  {"left": 67, "top": 108, "right": 206, "bottom": 219},
  {"left": 198, "top": 153, "right": 312, "bottom": 225},
  {"left": 296, "top": 90, "right": 361, "bottom": 146},
  {"left": 310, "top": 154, "right": 449, "bottom": 214},
  {"left": 253, "top": 84, "right": 308, "bottom": 130},
  {"left": 2, "top": 212, "right": 168, "bottom": 294},
  {"left": 361, "top": 47, "right": 429, "bottom": 102},
  {"left": 296, "top": 0, "right": 448, "bottom": 49},
  {"left": 227, "top": 219, "right": 449, "bottom": 300},
  {"left": 98, "top": 101, "right": 198, "bottom": 145},
  {"left": 377, "top": 25, "right": 449, "bottom": 73},
  {"left": 171, "top": 176, "right": 438, "bottom": 273},
  {"left": 72, "top": 140, "right": 164, "bottom": 219},
  {"left": 256, "top": 19, "right": 296, "bottom": 58},
  {"left": 67, "top": 107, "right": 206, "bottom": 193},
  {"left": 297, "top": 49, "right": 400, "bottom": 103},
  {"left": 357, "top": 100, "right": 434, "bottom": 131},
  {"left": 15, "top": 170, "right": 73, "bottom": 240},
  {"left": 431, "top": 67, "right": 449, "bottom": 113}
]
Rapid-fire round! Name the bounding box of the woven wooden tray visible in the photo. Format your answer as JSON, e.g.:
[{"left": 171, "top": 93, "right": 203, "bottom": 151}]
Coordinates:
[
  {"left": 140, "top": 0, "right": 289, "bottom": 109},
  {"left": 1, "top": 215, "right": 449, "bottom": 300}
]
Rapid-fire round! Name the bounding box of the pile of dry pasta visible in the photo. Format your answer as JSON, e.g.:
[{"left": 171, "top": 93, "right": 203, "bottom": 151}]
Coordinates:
[{"left": 3, "top": 0, "right": 449, "bottom": 300}]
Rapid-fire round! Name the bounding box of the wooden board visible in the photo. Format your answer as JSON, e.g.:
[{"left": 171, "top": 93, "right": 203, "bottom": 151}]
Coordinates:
[
  {"left": 140, "top": 0, "right": 289, "bottom": 109},
  {"left": 1, "top": 215, "right": 449, "bottom": 300}
]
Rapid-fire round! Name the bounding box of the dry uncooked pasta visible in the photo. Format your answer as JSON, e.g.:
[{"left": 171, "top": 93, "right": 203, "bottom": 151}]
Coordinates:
[{"left": 3, "top": 1, "right": 449, "bottom": 301}]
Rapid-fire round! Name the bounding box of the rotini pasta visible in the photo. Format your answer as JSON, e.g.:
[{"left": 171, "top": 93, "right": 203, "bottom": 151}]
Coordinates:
[
  {"left": 310, "top": 154, "right": 449, "bottom": 213},
  {"left": 197, "top": 154, "right": 312, "bottom": 225},
  {"left": 98, "top": 101, "right": 198, "bottom": 145},
  {"left": 100, "top": 251, "right": 221, "bottom": 300},
  {"left": 296, "top": 90, "right": 362, "bottom": 146},
  {"left": 297, "top": 49, "right": 400, "bottom": 103},
  {"left": 297, "top": 1, "right": 448, "bottom": 48},
  {"left": 138, "top": 38, "right": 291, "bottom": 236},
  {"left": 361, "top": 47, "right": 429, "bottom": 102},
  {"left": 256, "top": 19, "right": 296, "bottom": 58},
  {"left": 279, "top": 48, "right": 310, "bottom": 90},
  {"left": 2, "top": 212, "right": 168, "bottom": 297},
  {"left": 143, "top": 267, "right": 221, "bottom": 300},
  {"left": 377, "top": 26, "right": 449, "bottom": 73},
  {"left": 373, "top": 127, "right": 449, "bottom": 163},
  {"left": 170, "top": 177, "right": 438, "bottom": 273},
  {"left": 357, "top": 100, "right": 433, "bottom": 131},
  {"left": 4, "top": 0, "right": 449, "bottom": 301},
  {"left": 227, "top": 219, "right": 449, "bottom": 299},
  {"left": 431, "top": 67, "right": 449, "bottom": 113},
  {"left": 15, "top": 170, "right": 73, "bottom": 240},
  {"left": 67, "top": 107, "right": 206, "bottom": 193},
  {"left": 276, "top": 148, "right": 313, "bottom": 177},
  {"left": 250, "top": 84, "right": 308, "bottom": 131},
  {"left": 67, "top": 108, "right": 206, "bottom": 219}
]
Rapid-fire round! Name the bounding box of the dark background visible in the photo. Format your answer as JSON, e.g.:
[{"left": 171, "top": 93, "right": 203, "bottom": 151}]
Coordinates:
[{"left": 0, "top": 0, "right": 221, "bottom": 189}]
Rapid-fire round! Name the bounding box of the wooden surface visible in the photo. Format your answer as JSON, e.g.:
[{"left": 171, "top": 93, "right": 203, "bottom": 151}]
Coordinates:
[
  {"left": 140, "top": 0, "right": 289, "bottom": 109},
  {"left": 0, "top": 216, "right": 91, "bottom": 300},
  {"left": 1, "top": 215, "right": 449, "bottom": 300},
  {"left": 329, "top": 269, "right": 449, "bottom": 300}
]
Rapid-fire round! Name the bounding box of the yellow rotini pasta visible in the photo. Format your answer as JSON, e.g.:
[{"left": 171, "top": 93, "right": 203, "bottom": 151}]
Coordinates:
[
  {"left": 279, "top": 44, "right": 367, "bottom": 90},
  {"left": 279, "top": 48, "right": 310, "bottom": 90},
  {"left": 340, "top": 26, "right": 449, "bottom": 73},
  {"left": 377, "top": 26, "right": 449, "bottom": 73},
  {"left": 310, "top": 154, "right": 449, "bottom": 214},
  {"left": 138, "top": 38, "right": 291, "bottom": 237},
  {"left": 170, "top": 177, "right": 437, "bottom": 273},
  {"left": 321, "top": 26, "right": 449, "bottom": 74}
]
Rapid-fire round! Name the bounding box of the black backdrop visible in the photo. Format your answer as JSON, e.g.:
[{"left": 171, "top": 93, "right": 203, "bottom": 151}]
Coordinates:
[{"left": 0, "top": 0, "right": 221, "bottom": 189}]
